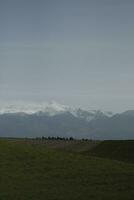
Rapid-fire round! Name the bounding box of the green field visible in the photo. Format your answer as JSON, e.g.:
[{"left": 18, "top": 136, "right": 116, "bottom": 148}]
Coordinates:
[{"left": 0, "top": 139, "right": 134, "bottom": 200}]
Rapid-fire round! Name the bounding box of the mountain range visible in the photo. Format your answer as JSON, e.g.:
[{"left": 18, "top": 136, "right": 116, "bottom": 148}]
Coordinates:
[{"left": 0, "top": 102, "right": 134, "bottom": 139}]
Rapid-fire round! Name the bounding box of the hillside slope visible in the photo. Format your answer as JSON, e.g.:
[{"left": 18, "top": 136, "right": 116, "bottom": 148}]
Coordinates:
[
  {"left": 0, "top": 140, "right": 134, "bottom": 200},
  {"left": 88, "top": 140, "right": 134, "bottom": 163}
]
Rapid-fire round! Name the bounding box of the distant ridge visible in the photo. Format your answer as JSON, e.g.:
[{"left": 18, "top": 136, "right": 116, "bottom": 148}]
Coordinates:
[
  {"left": 0, "top": 102, "right": 134, "bottom": 139},
  {"left": 0, "top": 101, "right": 114, "bottom": 122}
]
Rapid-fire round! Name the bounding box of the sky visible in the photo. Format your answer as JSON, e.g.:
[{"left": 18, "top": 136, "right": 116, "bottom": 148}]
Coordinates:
[{"left": 0, "top": 0, "right": 134, "bottom": 112}]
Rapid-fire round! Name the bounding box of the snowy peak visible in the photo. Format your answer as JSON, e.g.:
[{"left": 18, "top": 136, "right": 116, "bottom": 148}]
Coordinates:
[
  {"left": 71, "top": 109, "right": 114, "bottom": 122},
  {"left": 0, "top": 101, "right": 114, "bottom": 121},
  {"left": 36, "top": 102, "right": 70, "bottom": 116},
  {"left": 0, "top": 101, "right": 69, "bottom": 115}
]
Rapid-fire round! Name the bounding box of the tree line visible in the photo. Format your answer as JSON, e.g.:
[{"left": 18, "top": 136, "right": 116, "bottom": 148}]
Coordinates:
[{"left": 35, "top": 136, "right": 75, "bottom": 141}]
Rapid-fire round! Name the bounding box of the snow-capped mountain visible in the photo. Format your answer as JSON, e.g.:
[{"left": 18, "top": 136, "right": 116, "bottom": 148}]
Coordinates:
[
  {"left": 0, "top": 101, "right": 113, "bottom": 121},
  {"left": 0, "top": 101, "right": 68, "bottom": 115},
  {"left": 0, "top": 101, "right": 134, "bottom": 139}
]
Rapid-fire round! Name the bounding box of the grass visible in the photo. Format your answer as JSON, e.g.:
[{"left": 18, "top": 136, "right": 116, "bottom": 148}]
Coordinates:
[
  {"left": 0, "top": 140, "right": 134, "bottom": 200},
  {"left": 88, "top": 140, "right": 134, "bottom": 163},
  {"left": 27, "top": 139, "right": 100, "bottom": 152}
]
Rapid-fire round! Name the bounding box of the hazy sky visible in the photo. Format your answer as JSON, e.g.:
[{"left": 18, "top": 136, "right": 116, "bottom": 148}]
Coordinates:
[{"left": 0, "top": 0, "right": 134, "bottom": 112}]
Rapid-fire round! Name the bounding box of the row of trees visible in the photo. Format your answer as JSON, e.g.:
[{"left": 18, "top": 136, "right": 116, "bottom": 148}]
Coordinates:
[
  {"left": 35, "top": 136, "right": 75, "bottom": 141},
  {"left": 34, "top": 136, "right": 91, "bottom": 141}
]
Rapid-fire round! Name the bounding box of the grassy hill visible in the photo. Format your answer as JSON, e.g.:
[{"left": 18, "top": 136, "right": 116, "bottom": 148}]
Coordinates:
[
  {"left": 88, "top": 140, "right": 134, "bottom": 163},
  {"left": 0, "top": 139, "right": 134, "bottom": 200}
]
